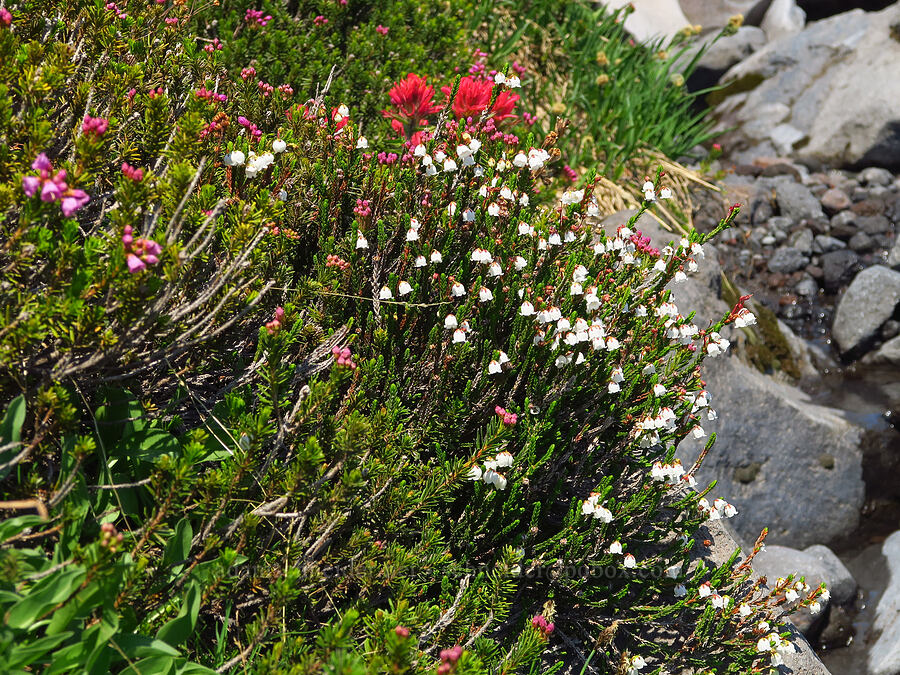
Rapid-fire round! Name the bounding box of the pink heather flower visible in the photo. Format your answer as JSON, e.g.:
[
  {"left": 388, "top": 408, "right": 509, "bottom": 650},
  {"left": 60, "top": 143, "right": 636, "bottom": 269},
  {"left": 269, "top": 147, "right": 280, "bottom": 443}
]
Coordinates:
[
  {"left": 32, "top": 153, "right": 52, "bottom": 172},
  {"left": 122, "top": 225, "right": 161, "bottom": 272},
  {"left": 121, "top": 162, "right": 144, "bottom": 182},
  {"left": 0, "top": 7, "right": 11, "bottom": 27},
  {"left": 41, "top": 180, "right": 62, "bottom": 202},
  {"left": 22, "top": 175, "right": 40, "bottom": 197},
  {"left": 82, "top": 115, "right": 109, "bottom": 137},
  {"left": 127, "top": 253, "right": 146, "bottom": 273},
  {"left": 331, "top": 345, "right": 357, "bottom": 369},
  {"left": 313, "top": 14, "right": 328, "bottom": 25},
  {"left": 60, "top": 189, "right": 89, "bottom": 217},
  {"left": 375, "top": 24, "right": 389, "bottom": 35}
]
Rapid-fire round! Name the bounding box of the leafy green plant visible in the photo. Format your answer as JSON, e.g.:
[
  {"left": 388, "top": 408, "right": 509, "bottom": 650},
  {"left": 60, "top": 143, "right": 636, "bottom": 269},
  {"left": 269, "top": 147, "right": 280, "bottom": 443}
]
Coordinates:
[{"left": 0, "top": 0, "right": 821, "bottom": 673}]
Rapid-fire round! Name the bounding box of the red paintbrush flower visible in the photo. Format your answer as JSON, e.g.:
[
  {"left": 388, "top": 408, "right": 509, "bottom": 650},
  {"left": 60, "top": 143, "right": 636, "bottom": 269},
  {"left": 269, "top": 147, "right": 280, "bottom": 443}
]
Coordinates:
[
  {"left": 382, "top": 73, "right": 442, "bottom": 139},
  {"left": 441, "top": 76, "right": 519, "bottom": 122}
]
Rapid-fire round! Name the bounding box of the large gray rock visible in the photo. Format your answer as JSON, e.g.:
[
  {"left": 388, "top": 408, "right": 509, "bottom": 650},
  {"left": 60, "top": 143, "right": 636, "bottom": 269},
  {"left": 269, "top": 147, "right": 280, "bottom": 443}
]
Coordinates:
[
  {"left": 684, "top": 27, "right": 768, "bottom": 90},
  {"left": 832, "top": 266, "right": 900, "bottom": 356},
  {"left": 869, "top": 531, "right": 900, "bottom": 675},
  {"left": 678, "top": 356, "right": 864, "bottom": 548},
  {"left": 760, "top": 0, "right": 806, "bottom": 41},
  {"left": 714, "top": 5, "right": 900, "bottom": 169},
  {"left": 601, "top": 0, "right": 691, "bottom": 42}
]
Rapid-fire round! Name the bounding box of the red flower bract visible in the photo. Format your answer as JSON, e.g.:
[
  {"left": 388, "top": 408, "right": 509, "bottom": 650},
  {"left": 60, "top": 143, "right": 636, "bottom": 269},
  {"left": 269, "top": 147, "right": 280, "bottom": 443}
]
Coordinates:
[
  {"left": 382, "top": 73, "right": 442, "bottom": 139},
  {"left": 441, "top": 76, "right": 519, "bottom": 122}
]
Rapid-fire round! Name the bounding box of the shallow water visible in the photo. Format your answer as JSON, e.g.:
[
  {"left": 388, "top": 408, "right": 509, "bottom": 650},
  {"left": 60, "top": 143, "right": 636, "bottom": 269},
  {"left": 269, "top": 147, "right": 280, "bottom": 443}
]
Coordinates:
[{"left": 798, "top": 360, "right": 900, "bottom": 673}]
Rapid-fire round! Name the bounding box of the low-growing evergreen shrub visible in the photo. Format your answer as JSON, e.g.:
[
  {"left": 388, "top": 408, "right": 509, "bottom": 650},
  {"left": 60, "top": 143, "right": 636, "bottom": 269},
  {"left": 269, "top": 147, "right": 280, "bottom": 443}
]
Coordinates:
[{"left": 0, "top": 1, "right": 824, "bottom": 673}]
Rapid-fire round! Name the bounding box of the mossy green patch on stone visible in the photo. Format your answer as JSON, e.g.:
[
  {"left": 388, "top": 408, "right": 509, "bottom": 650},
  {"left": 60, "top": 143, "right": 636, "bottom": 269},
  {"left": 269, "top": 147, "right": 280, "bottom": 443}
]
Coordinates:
[{"left": 721, "top": 273, "right": 801, "bottom": 379}]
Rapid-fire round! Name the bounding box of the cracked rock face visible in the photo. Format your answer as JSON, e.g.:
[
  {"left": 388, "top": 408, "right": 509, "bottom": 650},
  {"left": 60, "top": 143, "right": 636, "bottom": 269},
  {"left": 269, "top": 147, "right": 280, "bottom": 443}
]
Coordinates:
[{"left": 712, "top": 5, "right": 900, "bottom": 169}]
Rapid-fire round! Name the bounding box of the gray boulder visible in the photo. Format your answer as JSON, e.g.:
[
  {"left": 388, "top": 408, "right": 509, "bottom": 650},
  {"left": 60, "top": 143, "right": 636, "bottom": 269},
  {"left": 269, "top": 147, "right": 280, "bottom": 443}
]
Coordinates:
[
  {"left": 714, "top": 5, "right": 900, "bottom": 169},
  {"left": 869, "top": 531, "right": 900, "bottom": 675},
  {"left": 760, "top": 0, "right": 806, "bottom": 41},
  {"left": 862, "top": 334, "right": 900, "bottom": 367},
  {"left": 685, "top": 27, "right": 768, "bottom": 90},
  {"left": 832, "top": 266, "right": 900, "bottom": 356},
  {"left": 678, "top": 356, "right": 863, "bottom": 548}
]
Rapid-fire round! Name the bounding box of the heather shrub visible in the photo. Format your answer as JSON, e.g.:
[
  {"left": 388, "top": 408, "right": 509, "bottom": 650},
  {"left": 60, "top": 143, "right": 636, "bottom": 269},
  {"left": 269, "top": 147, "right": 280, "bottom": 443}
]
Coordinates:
[{"left": 0, "top": 1, "right": 824, "bottom": 673}]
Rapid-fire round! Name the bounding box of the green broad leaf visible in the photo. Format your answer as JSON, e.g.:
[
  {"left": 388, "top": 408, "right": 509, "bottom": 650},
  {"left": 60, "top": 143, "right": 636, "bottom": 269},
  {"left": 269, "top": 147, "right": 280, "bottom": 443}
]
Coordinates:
[
  {"left": 5, "top": 567, "right": 87, "bottom": 630},
  {"left": 162, "top": 518, "right": 193, "bottom": 578},
  {"left": 118, "top": 655, "right": 178, "bottom": 675},
  {"left": 94, "top": 389, "right": 145, "bottom": 451},
  {"left": 156, "top": 582, "right": 201, "bottom": 648},
  {"left": 0, "top": 515, "right": 47, "bottom": 543},
  {"left": 0, "top": 394, "right": 25, "bottom": 443},
  {"left": 175, "top": 660, "right": 217, "bottom": 674},
  {"left": 44, "top": 579, "right": 103, "bottom": 636},
  {"left": 114, "top": 634, "right": 182, "bottom": 659},
  {"left": 4, "top": 631, "right": 73, "bottom": 668},
  {"left": 120, "top": 428, "right": 180, "bottom": 464},
  {"left": 0, "top": 394, "right": 26, "bottom": 479}
]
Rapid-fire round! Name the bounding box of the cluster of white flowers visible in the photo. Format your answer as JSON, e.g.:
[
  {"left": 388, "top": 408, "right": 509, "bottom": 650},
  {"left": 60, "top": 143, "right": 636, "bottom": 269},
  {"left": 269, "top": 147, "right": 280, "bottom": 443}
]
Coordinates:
[
  {"left": 468, "top": 451, "right": 514, "bottom": 490},
  {"left": 696, "top": 581, "right": 731, "bottom": 611},
  {"left": 245, "top": 151, "right": 275, "bottom": 178},
  {"left": 560, "top": 188, "right": 584, "bottom": 206},
  {"left": 580, "top": 492, "right": 613, "bottom": 522},
  {"left": 650, "top": 460, "right": 686, "bottom": 485},
  {"left": 414, "top": 139, "right": 483, "bottom": 176},
  {"left": 492, "top": 72, "right": 521, "bottom": 88},
  {"left": 512, "top": 147, "right": 550, "bottom": 171},
  {"left": 698, "top": 497, "right": 738, "bottom": 520},
  {"left": 733, "top": 307, "right": 757, "bottom": 328},
  {"left": 487, "top": 350, "right": 510, "bottom": 374},
  {"left": 627, "top": 654, "right": 646, "bottom": 675},
  {"left": 706, "top": 331, "right": 730, "bottom": 356},
  {"left": 634, "top": 407, "right": 677, "bottom": 447},
  {"left": 756, "top": 632, "right": 794, "bottom": 666},
  {"left": 640, "top": 180, "right": 673, "bottom": 202}
]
